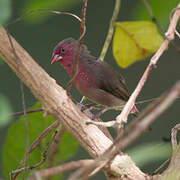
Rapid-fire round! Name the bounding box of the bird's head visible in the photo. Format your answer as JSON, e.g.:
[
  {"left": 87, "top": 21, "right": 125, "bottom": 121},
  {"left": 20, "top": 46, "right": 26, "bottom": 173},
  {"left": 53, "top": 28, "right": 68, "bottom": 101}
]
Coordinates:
[
  {"left": 51, "top": 38, "right": 90, "bottom": 75},
  {"left": 51, "top": 38, "right": 76, "bottom": 67}
]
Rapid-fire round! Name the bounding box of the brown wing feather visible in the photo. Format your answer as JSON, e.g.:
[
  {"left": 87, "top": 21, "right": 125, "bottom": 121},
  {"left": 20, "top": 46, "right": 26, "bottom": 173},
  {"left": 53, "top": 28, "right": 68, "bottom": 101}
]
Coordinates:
[{"left": 93, "top": 60, "right": 130, "bottom": 101}]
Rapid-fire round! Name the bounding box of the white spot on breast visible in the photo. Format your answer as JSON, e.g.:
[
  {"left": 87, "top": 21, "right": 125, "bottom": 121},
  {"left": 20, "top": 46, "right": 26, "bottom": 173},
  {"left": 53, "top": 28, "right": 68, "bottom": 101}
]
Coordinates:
[{"left": 78, "top": 72, "right": 90, "bottom": 82}]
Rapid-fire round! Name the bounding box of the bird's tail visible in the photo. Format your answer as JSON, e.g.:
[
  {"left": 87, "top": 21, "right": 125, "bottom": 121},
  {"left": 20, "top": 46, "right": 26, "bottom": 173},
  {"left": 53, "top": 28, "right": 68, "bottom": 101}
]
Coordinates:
[{"left": 131, "top": 105, "right": 139, "bottom": 117}]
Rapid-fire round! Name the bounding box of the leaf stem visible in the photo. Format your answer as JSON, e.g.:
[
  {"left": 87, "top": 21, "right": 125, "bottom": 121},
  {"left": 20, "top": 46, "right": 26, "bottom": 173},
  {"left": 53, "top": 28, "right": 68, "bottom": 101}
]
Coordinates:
[{"left": 99, "top": 0, "right": 121, "bottom": 61}]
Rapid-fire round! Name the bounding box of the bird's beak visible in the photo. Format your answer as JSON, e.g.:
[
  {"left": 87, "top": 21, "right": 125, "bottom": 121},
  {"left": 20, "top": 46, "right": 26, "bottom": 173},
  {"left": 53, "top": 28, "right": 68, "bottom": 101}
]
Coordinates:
[{"left": 51, "top": 55, "right": 63, "bottom": 64}]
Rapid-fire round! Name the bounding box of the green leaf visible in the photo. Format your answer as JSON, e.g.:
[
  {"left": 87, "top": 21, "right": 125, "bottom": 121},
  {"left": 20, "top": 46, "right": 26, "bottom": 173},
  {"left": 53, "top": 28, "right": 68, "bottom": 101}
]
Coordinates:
[
  {"left": 3, "top": 102, "right": 78, "bottom": 179},
  {"left": 126, "top": 142, "right": 172, "bottom": 167},
  {"left": 58, "top": 132, "right": 79, "bottom": 162},
  {"left": 0, "top": 94, "right": 12, "bottom": 127},
  {"left": 2, "top": 102, "right": 55, "bottom": 178},
  {"left": 21, "top": 0, "right": 82, "bottom": 23},
  {"left": 0, "top": 0, "right": 11, "bottom": 25},
  {"left": 113, "top": 21, "right": 164, "bottom": 68},
  {"left": 132, "top": 0, "right": 180, "bottom": 29},
  {"left": 48, "top": 131, "right": 79, "bottom": 180}
]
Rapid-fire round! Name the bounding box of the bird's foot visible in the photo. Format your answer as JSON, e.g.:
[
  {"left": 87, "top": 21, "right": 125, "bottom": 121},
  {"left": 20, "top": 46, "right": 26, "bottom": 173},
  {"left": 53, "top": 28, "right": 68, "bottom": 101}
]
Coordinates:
[{"left": 80, "top": 103, "right": 97, "bottom": 112}]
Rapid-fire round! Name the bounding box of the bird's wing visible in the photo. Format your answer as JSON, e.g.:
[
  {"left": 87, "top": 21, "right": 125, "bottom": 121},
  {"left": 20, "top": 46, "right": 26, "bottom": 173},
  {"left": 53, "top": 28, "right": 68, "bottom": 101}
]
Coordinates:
[{"left": 94, "top": 60, "right": 130, "bottom": 101}]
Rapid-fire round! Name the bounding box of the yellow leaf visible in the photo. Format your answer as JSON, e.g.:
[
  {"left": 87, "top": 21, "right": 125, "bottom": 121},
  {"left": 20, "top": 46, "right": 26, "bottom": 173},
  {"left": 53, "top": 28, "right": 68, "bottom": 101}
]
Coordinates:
[{"left": 113, "top": 21, "right": 164, "bottom": 68}]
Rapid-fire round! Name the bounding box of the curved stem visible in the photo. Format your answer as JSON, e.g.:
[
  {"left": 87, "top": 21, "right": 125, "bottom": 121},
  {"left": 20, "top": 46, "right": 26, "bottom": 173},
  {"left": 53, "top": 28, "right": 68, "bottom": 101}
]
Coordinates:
[{"left": 99, "top": 0, "right": 121, "bottom": 61}]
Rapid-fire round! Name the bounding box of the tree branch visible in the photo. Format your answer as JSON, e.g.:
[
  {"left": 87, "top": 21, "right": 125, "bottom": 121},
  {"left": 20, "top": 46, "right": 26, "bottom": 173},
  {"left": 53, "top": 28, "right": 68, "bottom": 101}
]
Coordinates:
[
  {"left": 116, "top": 2, "right": 180, "bottom": 125},
  {"left": 29, "top": 159, "right": 94, "bottom": 180},
  {"left": 0, "top": 27, "right": 146, "bottom": 179},
  {"left": 160, "top": 124, "right": 180, "bottom": 179},
  {"left": 171, "top": 123, "right": 180, "bottom": 150},
  {"left": 11, "top": 108, "right": 43, "bottom": 116},
  {"left": 68, "top": 81, "right": 180, "bottom": 179},
  {"left": 48, "top": 124, "right": 65, "bottom": 168},
  {"left": 66, "top": 0, "right": 87, "bottom": 94}
]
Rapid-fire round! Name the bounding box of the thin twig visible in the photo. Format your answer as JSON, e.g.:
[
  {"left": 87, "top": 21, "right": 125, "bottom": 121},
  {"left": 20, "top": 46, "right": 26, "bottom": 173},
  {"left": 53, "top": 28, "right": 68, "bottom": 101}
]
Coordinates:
[
  {"left": 68, "top": 161, "right": 103, "bottom": 180},
  {"left": 48, "top": 125, "right": 65, "bottom": 169},
  {"left": 11, "top": 108, "right": 43, "bottom": 117},
  {"left": 171, "top": 123, "right": 180, "bottom": 150},
  {"left": 160, "top": 123, "right": 180, "bottom": 178},
  {"left": 80, "top": 0, "right": 120, "bottom": 105},
  {"left": 29, "top": 159, "right": 93, "bottom": 180},
  {"left": 152, "top": 159, "right": 170, "bottom": 175},
  {"left": 115, "top": 2, "right": 180, "bottom": 125},
  {"left": 5, "top": 28, "right": 30, "bottom": 180},
  {"left": 141, "top": 0, "right": 180, "bottom": 52},
  {"left": 66, "top": 0, "right": 87, "bottom": 95},
  {"left": 119, "top": 81, "right": 180, "bottom": 148},
  {"left": 11, "top": 121, "right": 59, "bottom": 179},
  {"left": 11, "top": 131, "right": 58, "bottom": 179},
  {"left": 27, "top": 121, "right": 59, "bottom": 155},
  {"left": 86, "top": 96, "right": 180, "bottom": 127},
  {"left": 11, "top": 96, "right": 180, "bottom": 118},
  {"left": 81, "top": 160, "right": 110, "bottom": 180},
  {"left": 5, "top": 9, "right": 82, "bottom": 179},
  {"left": 70, "top": 80, "right": 180, "bottom": 180},
  {"left": 20, "top": 83, "right": 29, "bottom": 179},
  {"left": 99, "top": 0, "right": 121, "bottom": 60},
  {"left": 6, "top": 9, "right": 81, "bottom": 27},
  {"left": 141, "top": 0, "right": 164, "bottom": 33}
]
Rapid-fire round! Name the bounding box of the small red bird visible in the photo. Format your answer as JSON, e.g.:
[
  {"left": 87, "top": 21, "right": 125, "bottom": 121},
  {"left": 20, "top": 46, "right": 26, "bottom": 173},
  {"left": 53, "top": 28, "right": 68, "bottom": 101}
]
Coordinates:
[{"left": 51, "top": 38, "right": 139, "bottom": 115}]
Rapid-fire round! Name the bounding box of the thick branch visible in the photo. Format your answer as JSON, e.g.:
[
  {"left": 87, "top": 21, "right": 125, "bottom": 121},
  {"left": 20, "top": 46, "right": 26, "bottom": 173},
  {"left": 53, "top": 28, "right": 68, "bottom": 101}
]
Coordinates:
[
  {"left": 0, "top": 27, "right": 146, "bottom": 179},
  {"left": 69, "top": 81, "right": 180, "bottom": 179}
]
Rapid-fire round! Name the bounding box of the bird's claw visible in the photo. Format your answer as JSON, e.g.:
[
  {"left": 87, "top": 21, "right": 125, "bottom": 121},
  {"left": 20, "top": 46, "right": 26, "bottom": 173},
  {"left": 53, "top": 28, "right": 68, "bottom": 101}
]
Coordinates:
[{"left": 80, "top": 103, "right": 97, "bottom": 112}]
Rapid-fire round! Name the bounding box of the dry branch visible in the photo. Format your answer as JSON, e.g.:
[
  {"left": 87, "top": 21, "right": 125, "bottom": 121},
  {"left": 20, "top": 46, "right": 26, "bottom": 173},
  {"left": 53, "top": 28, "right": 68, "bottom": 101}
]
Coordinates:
[
  {"left": 160, "top": 127, "right": 180, "bottom": 180},
  {"left": 171, "top": 123, "right": 180, "bottom": 150},
  {"left": 68, "top": 81, "right": 180, "bottom": 179},
  {"left": 116, "top": 2, "right": 180, "bottom": 125},
  {"left": 0, "top": 27, "right": 146, "bottom": 179},
  {"left": 29, "top": 159, "right": 94, "bottom": 180}
]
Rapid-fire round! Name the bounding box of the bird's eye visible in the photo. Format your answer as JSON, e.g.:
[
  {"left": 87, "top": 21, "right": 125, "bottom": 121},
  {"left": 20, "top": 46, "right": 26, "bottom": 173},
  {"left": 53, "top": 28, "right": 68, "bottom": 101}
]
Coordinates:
[{"left": 61, "top": 47, "right": 66, "bottom": 53}]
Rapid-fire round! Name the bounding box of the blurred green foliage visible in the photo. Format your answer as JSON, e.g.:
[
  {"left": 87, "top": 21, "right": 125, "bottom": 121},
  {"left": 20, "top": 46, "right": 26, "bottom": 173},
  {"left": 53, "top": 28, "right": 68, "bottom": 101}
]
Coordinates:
[
  {"left": 133, "top": 0, "right": 180, "bottom": 29},
  {"left": 0, "top": 0, "right": 11, "bottom": 25},
  {"left": 2, "top": 102, "right": 79, "bottom": 179},
  {"left": 0, "top": 94, "right": 12, "bottom": 127},
  {"left": 0, "top": 1, "right": 178, "bottom": 179},
  {"left": 21, "top": 0, "right": 82, "bottom": 23},
  {"left": 126, "top": 142, "right": 172, "bottom": 168}
]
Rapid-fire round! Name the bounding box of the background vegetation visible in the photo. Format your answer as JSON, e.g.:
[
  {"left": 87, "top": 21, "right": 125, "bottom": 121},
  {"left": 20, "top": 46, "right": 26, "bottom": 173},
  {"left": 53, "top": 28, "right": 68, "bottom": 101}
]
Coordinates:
[{"left": 0, "top": 0, "right": 180, "bottom": 179}]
